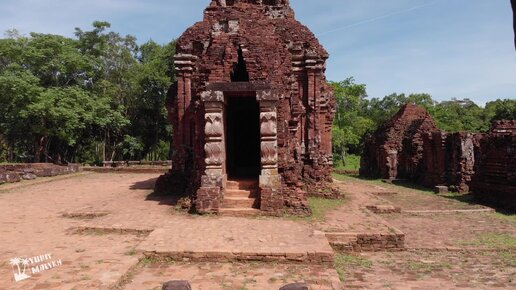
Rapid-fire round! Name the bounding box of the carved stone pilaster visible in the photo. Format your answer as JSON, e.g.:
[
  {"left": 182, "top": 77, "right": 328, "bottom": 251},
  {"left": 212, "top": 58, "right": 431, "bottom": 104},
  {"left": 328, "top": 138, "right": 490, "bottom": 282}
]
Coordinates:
[
  {"left": 260, "top": 111, "right": 278, "bottom": 168},
  {"left": 197, "top": 90, "right": 226, "bottom": 214},
  {"left": 258, "top": 92, "right": 281, "bottom": 192}
]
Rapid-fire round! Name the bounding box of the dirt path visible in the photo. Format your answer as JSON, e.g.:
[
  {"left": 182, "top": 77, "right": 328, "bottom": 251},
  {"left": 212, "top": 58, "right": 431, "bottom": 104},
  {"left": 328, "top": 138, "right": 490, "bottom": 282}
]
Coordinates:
[{"left": 0, "top": 173, "right": 159, "bottom": 290}]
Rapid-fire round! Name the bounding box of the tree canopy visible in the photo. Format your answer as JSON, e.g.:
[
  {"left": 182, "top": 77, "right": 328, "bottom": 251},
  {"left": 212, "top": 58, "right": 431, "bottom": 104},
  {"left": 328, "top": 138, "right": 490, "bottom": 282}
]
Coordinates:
[{"left": 0, "top": 22, "right": 175, "bottom": 164}]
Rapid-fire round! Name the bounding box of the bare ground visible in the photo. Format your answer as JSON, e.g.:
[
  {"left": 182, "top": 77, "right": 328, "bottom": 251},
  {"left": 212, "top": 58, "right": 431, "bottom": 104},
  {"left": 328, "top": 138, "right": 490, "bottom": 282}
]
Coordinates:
[{"left": 0, "top": 172, "right": 514, "bottom": 290}]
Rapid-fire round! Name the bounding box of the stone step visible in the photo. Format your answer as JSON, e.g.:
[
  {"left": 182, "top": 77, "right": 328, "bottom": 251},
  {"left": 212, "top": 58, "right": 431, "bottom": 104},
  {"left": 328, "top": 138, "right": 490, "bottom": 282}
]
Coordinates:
[
  {"left": 219, "top": 208, "right": 262, "bottom": 217},
  {"left": 222, "top": 197, "right": 259, "bottom": 208},
  {"left": 225, "top": 189, "right": 258, "bottom": 198},
  {"left": 226, "top": 179, "right": 259, "bottom": 190}
]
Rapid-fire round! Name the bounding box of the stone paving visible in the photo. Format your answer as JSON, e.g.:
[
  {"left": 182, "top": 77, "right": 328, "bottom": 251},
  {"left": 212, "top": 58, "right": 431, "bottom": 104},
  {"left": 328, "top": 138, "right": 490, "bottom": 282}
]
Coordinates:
[{"left": 138, "top": 218, "right": 333, "bottom": 264}]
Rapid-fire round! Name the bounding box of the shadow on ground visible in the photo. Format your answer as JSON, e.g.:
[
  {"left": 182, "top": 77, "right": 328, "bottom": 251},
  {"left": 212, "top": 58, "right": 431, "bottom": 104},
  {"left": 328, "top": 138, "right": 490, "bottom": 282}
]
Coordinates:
[
  {"left": 145, "top": 191, "right": 185, "bottom": 207},
  {"left": 340, "top": 174, "right": 434, "bottom": 193},
  {"left": 338, "top": 173, "right": 516, "bottom": 215},
  {"left": 130, "top": 177, "right": 158, "bottom": 190},
  {"left": 130, "top": 177, "right": 186, "bottom": 207}
]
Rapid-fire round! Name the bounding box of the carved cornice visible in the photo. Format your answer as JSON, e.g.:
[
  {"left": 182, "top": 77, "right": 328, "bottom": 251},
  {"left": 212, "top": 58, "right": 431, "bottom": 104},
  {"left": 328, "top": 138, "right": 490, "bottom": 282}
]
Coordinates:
[
  {"left": 256, "top": 90, "right": 280, "bottom": 101},
  {"left": 174, "top": 54, "right": 197, "bottom": 72},
  {"left": 201, "top": 90, "right": 224, "bottom": 103}
]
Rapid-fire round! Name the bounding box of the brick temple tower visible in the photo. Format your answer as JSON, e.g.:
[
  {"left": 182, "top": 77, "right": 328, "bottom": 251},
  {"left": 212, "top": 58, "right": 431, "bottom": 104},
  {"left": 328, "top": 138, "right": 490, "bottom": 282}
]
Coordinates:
[{"left": 159, "top": 0, "right": 336, "bottom": 215}]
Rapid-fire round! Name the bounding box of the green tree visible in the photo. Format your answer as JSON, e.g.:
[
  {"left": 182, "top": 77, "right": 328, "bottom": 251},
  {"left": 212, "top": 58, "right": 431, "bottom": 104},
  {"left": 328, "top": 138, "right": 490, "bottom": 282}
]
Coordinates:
[
  {"left": 484, "top": 99, "right": 516, "bottom": 125},
  {"left": 432, "top": 98, "right": 487, "bottom": 132},
  {"left": 0, "top": 67, "right": 42, "bottom": 161},
  {"left": 126, "top": 40, "right": 175, "bottom": 160},
  {"left": 0, "top": 21, "right": 171, "bottom": 163},
  {"left": 330, "top": 78, "right": 374, "bottom": 165}
]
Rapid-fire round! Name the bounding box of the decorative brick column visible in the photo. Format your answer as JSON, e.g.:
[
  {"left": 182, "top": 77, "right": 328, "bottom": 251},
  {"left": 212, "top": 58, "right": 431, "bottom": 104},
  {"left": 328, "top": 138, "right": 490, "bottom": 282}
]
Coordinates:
[
  {"left": 173, "top": 54, "right": 196, "bottom": 172},
  {"left": 257, "top": 90, "right": 283, "bottom": 213},
  {"left": 196, "top": 90, "right": 226, "bottom": 214}
]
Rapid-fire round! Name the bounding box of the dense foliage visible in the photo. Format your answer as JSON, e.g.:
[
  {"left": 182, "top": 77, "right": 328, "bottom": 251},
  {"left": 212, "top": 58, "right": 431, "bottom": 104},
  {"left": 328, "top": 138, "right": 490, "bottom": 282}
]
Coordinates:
[
  {"left": 331, "top": 78, "right": 516, "bottom": 167},
  {"left": 0, "top": 22, "right": 175, "bottom": 164}
]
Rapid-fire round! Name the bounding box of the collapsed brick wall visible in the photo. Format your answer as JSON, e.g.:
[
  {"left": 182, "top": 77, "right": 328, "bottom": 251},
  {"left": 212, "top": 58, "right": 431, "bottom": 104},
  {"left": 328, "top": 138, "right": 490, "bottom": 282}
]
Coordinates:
[
  {"left": 420, "top": 132, "right": 478, "bottom": 192},
  {"left": 421, "top": 131, "right": 447, "bottom": 187},
  {"left": 361, "top": 104, "right": 438, "bottom": 180},
  {"left": 0, "top": 163, "right": 80, "bottom": 185},
  {"left": 445, "top": 132, "right": 477, "bottom": 193},
  {"left": 159, "top": 0, "right": 336, "bottom": 215},
  {"left": 471, "top": 120, "right": 516, "bottom": 210},
  {"left": 361, "top": 104, "right": 493, "bottom": 194}
]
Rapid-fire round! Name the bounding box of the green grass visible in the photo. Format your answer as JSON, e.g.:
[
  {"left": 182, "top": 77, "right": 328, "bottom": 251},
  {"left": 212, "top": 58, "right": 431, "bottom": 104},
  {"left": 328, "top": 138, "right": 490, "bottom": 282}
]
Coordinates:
[
  {"left": 309, "top": 197, "right": 346, "bottom": 220},
  {"left": 125, "top": 248, "right": 137, "bottom": 256},
  {"left": 490, "top": 211, "right": 516, "bottom": 223},
  {"left": 460, "top": 233, "right": 516, "bottom": 249},
  {"left": 287, "top": 197, "right": 346, "bottom": 222},
  {"left": 499, "top": 250, "right": 516, "bottom": 267},
  {"left": 334, "top": 154, "right": 361, "bottom": 171},
  {"left": 334, "top": 254, "right": 373, "bottom": 282},
  {"left": 332, "top": 173, "right": 383, "bottom": 186},
  {"left": 332, "top": 173, "right": 435, "bottom": 195},
  {"left": 406, "top": 261, "right": 451, "bottom": 273},
  {"left": 139, "top": 256, "right": 176, "bottom": 266}
]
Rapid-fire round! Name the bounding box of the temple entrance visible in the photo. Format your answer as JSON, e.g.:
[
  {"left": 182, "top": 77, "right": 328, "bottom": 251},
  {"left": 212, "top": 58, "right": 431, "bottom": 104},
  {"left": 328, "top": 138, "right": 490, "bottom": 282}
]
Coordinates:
[{"left": 226, "top": 96, "right": 261, "bottom": 179}]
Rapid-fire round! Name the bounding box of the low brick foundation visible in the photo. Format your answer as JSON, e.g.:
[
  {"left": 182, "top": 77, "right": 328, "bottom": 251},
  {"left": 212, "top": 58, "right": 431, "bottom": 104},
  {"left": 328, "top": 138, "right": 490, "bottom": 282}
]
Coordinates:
[
  {"left": 0, "top": 163, "right": 80, "bottom": 185},
  {"left": 366, "top": 205, "right": 402, "bottom": 214},
  {"left": 102, "top": 160, "right": 172, "bottom": 167},
  {"left": 141, "top": 250, "right": 334, "bottom": 265},
  {"left": 83, "top": 167, "right": 169, "bottom": 174},
  {"left": 326, "top": 229, "right": 405, "bottom": 252}
]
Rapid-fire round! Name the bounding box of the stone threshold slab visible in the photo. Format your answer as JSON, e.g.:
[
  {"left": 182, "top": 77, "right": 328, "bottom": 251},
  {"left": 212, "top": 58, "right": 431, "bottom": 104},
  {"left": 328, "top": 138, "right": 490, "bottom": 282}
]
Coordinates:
[{"left": 136, "top": 217, "right": 334, "bottom": 265}]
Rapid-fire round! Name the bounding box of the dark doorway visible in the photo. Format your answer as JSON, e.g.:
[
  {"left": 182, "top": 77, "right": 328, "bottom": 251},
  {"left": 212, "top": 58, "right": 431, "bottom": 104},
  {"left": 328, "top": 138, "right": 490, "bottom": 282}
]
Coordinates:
[
  {"left": 230, "top": 47, "right": 250, "bottom": 82},
  {"left": 226, "top": 96, "right": 261, "bottom": 178}
]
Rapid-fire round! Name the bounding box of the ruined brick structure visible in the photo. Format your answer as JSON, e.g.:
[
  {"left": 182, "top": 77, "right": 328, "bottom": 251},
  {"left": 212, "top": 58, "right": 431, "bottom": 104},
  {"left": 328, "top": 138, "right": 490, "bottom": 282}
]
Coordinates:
[
  {"left": 420, "top": 132, "right": 478, "bottom": 192},
  {"left": 360, "top": 104, "right": 438, "bottom": 181},
  {"left": 361, "top": 104, "right": 515, "bottom": 201},
  {"left": 471, "top": 120, "right": 516, "bottom": 210},
  {"left": 0, "top": 163, "right": 80, "bottom": 185},
  {"left": 158, "top": 0, "right": 336, "bottom": 215},
  {"left": 361, "top": 104, "right": 481, "bottom": 193}
]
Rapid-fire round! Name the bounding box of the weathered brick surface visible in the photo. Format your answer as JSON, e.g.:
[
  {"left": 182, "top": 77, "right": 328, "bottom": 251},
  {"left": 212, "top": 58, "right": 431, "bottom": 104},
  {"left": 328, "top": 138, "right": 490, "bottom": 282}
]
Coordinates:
[
  {"left": 0, "top": 163, "right": 80, "bottom": 184},
  {"left": 445, "top": 132, "right": 477, "bottom": 193},
  {"left": 326, "top": 232, "right": 405, "bottom": 253},
  {"left": 366, "top": 205, "right": 402, "bottom": 214},
  {"left": 471, "top": 120, "right": 516, "bottom": 210},
  {"left": 361, "top": 104, "right": 438, "bottom": 181},
  {"left": 161, "top": 0, "right": 336, "bottom": 215}
]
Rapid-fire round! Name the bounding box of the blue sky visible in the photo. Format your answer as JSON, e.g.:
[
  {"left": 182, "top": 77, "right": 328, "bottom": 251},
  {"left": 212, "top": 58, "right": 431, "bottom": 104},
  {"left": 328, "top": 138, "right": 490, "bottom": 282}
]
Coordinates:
[{"left": 1, "top": 0, "right": 515, "bottom": 105}]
